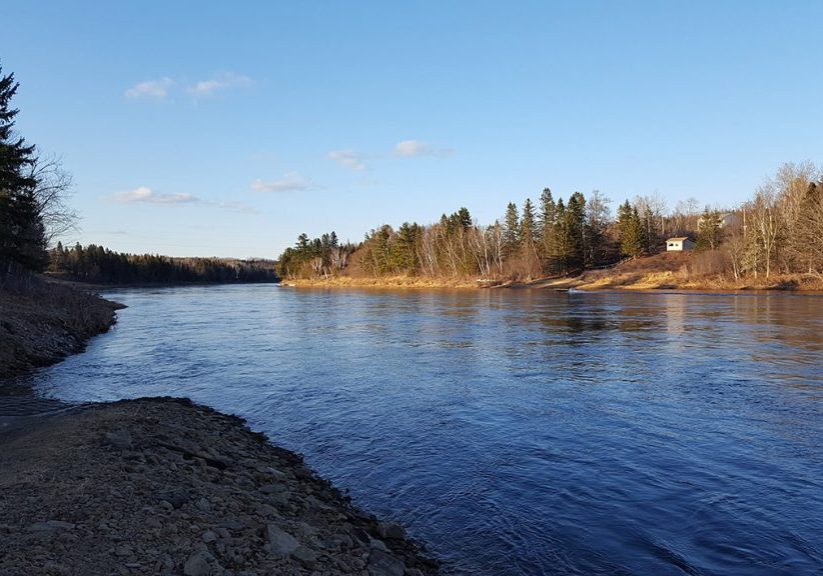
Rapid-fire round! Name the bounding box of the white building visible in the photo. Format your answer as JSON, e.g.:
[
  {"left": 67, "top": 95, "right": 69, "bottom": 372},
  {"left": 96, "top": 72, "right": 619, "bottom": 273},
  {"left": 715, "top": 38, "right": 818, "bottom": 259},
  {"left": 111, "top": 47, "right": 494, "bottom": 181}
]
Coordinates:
[{"left": 666, "top": 237, "right": 695, "bottom": 251}]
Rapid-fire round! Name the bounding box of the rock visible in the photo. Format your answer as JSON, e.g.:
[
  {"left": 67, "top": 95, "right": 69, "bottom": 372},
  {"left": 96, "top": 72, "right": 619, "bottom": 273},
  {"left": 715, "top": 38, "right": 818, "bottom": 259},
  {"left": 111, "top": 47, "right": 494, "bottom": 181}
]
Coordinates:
[
  {"left": 368, "top": 548, "right": 406, "bottom": 576},
  {"left": 292, "top": 545, "right": 317, "bottom": 568},
  {"left": 195, "top": 497, "right": 211, "bottom": 512},
  {"left": 351, "top": 527, "right": 372, "bottom": 546},
  {"left": 259, "top": 483, "right": 284, "bottom": 495},
  {"left": 370, "top": 538, "right": 388, "bottom": 551},
  {"left": 104, "top": 430, "right": 133, "bottom": 450},
  {"left": 157, "top": 490, "right": 190, "bottom": 509},
  {"left": 266, "top": 524, "right": 299, "bottom": 556},
  {"left": 183, "top": 550, "right": 213, "bottom": 576},
  {"left": 114, "top": 545, "right": 131, "bottom": 557},
  {"left": 28, "top": 520, "right": 76, "bottom": 532},
  {"left": 201, "top": 530, "right": 218, "bottom": 543},
  {"left": 377, "top": 522, "right": 405, "bottom": 540}
]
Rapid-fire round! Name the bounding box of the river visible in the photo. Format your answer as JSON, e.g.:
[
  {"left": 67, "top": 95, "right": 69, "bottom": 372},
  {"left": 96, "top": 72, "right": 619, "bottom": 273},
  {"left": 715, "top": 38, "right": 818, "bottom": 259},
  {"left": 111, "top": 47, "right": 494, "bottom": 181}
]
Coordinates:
[{"left": 17, "top": 285, "right": 823, "bottom": 575}]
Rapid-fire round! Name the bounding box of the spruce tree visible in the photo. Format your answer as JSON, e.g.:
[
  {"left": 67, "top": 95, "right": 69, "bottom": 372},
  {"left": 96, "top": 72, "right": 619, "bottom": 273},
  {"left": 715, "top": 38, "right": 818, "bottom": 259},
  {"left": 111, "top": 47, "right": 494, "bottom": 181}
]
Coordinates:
[
  {"left": 503, "top": 202, "right": 520, "bottom": 259},
  {"left": 696, "top": 208, "right": 722, "bottom": 250},
  {"left": 0, "top": 64, "right": 44, "bottom": 270},
  {"left": 520, "top": 198, "right": 537, "bottom": 245}
]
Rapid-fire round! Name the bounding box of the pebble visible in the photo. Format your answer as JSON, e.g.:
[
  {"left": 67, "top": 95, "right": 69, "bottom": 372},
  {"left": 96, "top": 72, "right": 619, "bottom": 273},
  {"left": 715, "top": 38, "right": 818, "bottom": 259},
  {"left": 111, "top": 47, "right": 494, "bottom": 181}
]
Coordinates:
[{"left": 0, "top": 398, "right": 439, "bottom": 576}]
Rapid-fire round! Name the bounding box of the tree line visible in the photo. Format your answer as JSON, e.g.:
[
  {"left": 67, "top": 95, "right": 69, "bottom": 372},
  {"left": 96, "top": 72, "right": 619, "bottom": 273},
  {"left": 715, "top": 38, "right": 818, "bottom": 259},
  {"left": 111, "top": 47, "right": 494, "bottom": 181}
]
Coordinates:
[
  {"left": 707, "top": 161, "right": 823, "bottom": 280},
  {"left": 50, "top": 243, "right": 277, "bottom": 284},
  {"left": 276, "top": 231, "right": 358, "bottom": 278},
  {"left": 279, "top": 162, "right": 823, "bottom": 282}
]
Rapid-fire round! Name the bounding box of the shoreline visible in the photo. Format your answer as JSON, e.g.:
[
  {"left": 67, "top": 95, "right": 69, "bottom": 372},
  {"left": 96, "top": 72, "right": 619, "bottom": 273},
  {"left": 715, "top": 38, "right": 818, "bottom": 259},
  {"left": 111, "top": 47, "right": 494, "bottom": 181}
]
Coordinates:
[
  {"left": 1, "top": 277, "right": 440, "bottom": 575},
  {"left": 283, "top": 272, "right": 823, "bottom": 294},
  {"left": 0, "top": 274, "right": 123, "bottom": 379},
  {"left": 0, "top": 397, "right": 439, "bottom": 575}
]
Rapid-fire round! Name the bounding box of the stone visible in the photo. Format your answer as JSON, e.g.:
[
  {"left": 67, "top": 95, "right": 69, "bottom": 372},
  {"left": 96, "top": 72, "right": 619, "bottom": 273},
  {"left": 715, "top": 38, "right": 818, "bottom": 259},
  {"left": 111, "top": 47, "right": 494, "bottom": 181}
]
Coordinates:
[
  {"left": 104, "top": 430, "right": 133, "bottom": 450},
  {"left": 376, "top": 522, "right": 405, "bottom": 540},
  {"left": 195, "top": 497, "right": 211, "bottom": 512},
  {"left": 28, "top": 520, "right": 76, "bottom": 532},
  {"left": 292, "top": 545, "right": 317, "bottom": 568},
  {"left": 368, "top": 548, "right": 406, "bottom": 576},
  {"left": 183, "top": 550, "right": 213, "bottom": 576},
  {"left": 370, "top": 538, "right": 388, "bottom": 551},
  {"left": 266, "top": 524, "right": 299, "bottom": 555},
  {"left": 201, "top": 530, "right": 218, "bottom": 543},
  {"left": 158, "top": 490, "right": 190, "bottom": 509},
  {"left": 259, "top": 483, "right": 284, "bottom": 495}
]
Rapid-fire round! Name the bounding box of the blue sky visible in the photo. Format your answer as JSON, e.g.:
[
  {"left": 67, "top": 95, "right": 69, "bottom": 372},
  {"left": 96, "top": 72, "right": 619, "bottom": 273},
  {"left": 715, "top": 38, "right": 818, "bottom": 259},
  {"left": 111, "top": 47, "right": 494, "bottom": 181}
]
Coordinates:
[{"left": 4, "top": 1, "right": 822, "bottom": 258}]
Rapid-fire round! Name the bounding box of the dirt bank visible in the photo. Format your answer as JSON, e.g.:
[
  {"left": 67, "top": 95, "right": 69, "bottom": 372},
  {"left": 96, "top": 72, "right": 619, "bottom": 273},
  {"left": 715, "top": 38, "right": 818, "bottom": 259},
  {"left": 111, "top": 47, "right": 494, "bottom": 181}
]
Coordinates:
[
  {"left": 0, "top": 397, "right": 439, "bottom": 576},
  {"left": 0, "top": 272, "right": 122, "bottom": 379},
  {"left": 505, "top": 253, "right": 823, "bottom": 292}
]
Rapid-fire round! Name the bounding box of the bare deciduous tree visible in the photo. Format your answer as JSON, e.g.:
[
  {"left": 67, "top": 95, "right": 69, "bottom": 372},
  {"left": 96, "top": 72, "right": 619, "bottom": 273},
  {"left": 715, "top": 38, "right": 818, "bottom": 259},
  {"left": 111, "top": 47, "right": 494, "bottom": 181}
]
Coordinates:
[{"left": 27, "top": 154, "right": 79, "bottom": 245}]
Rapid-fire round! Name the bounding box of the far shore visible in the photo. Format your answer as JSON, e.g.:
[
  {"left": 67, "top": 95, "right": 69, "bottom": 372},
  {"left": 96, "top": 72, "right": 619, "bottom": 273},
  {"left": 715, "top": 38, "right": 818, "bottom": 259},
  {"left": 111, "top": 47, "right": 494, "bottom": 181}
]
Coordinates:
[{"left": 284, "top": 271, "right": 823, "bottom": 294}]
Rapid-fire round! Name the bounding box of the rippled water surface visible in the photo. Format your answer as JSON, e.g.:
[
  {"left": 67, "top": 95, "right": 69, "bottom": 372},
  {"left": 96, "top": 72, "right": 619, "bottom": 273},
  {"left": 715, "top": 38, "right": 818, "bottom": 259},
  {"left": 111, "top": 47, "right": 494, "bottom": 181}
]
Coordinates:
[{"left": 24, "top": 286, "right": 823, "bottom": 574}]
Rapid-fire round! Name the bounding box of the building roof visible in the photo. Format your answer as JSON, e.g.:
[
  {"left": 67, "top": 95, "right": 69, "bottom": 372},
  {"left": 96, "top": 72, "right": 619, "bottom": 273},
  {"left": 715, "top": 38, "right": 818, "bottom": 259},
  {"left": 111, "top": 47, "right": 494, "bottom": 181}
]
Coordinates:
[{"left": 666, "top": 237, "right": 690, "bottom": 241}]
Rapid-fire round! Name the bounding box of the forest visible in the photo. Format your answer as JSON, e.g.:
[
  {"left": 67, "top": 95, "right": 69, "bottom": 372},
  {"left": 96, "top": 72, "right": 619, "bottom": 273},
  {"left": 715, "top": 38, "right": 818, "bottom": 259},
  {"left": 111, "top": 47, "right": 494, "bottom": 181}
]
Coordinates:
[
  {"left": 48, "top": 243, "right": 277, "bottom": 285},
  {"left": 279, "top": 162, "right": 823, "bottom": 283}
]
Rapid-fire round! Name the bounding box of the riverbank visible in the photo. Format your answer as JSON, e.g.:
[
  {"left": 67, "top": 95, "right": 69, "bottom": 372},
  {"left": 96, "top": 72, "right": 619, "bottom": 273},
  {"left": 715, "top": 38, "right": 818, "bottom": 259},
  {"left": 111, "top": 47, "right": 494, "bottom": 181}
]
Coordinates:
[
  {"left": 285, "top": 276, "right": 482, "bottom": 289},
  {"left": 285, "top": 253, "right": 823, "bottom": 293},
  {"left": 0, "top": 272, "right": 123, "bottom": 379},
  {"left": 0, "top": 397, "right": 438, "bottom": 576}
]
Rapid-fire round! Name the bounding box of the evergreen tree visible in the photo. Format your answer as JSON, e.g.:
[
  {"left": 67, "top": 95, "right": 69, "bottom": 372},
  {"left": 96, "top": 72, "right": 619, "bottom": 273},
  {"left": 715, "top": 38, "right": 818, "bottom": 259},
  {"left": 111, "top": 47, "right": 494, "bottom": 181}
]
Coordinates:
[
  {"left": 0, "top": 64, "right": 44, "bottom": 270},
  {"left": 696, "top": 208, "right": 722, "bottom": 250},
  {"left": 618, "top": 202, "right": 644, "bottom": 258},
  {"left": 520, "top": 198, "right": 537, "bottom": 246},
  {"left": 503, "top": 202, "right": 520, "bottom": 258},
  {"left": 551, "top": 198, "right": 570, "bottom": 272},
  {"left": 566, "top": 193, "right": 584, "bottom": 270},
  {"left": 538, "top": 188, "right": 557, "bottom": 267}
]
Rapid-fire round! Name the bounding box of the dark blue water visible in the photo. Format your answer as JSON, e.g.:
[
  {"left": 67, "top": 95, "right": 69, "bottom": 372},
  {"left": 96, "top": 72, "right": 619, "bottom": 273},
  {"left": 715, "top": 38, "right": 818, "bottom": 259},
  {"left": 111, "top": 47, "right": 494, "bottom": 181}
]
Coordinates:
[{"left": 24, "top": 286, "right": 823, "bottom": 575}]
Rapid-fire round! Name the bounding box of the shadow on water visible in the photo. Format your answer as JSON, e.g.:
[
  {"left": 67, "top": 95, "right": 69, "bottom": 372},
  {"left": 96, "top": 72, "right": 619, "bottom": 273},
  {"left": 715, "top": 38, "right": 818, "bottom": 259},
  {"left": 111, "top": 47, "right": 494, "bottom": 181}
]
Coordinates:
[{"left": 20, "top": 285, "right": 823, "bottom": 575}]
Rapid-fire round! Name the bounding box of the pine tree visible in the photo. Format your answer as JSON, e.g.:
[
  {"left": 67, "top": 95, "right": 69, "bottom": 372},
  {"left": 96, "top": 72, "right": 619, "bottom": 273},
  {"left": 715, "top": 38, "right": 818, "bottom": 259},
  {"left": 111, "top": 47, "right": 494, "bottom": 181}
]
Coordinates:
[
  {"left": 696, "top": 208, "right": 722, "bottom": 250},
  {"left": 538, "top": 188, "right": 557, "bottom": 266},
  {"left": 618, "top": 200, "right": 644, "bottom": 258},
  {"left": 520, "top": 198, "right": 537, "bottom": 246},
  {"left": 565, "top": 192, "right": 586, "bottom": 271},
  {"left": 503, "top": 202, "right": 520, "bottom": 259},
  {"left": 0, "top": 64, "right": 43, "bottom": 269}
]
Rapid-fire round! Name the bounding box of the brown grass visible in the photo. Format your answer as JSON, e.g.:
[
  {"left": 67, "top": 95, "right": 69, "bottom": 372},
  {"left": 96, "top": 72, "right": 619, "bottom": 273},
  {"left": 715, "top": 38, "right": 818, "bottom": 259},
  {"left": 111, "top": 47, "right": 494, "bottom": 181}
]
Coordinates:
[{"left": 285, "top": 275, "right": 483, "bottom": 289}]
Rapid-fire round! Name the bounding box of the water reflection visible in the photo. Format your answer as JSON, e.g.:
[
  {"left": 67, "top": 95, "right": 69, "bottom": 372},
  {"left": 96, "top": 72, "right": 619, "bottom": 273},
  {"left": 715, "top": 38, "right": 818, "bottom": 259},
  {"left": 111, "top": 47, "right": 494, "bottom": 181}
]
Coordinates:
[{"left": 18, "top": 286, "right": 823, "bottom": 575}]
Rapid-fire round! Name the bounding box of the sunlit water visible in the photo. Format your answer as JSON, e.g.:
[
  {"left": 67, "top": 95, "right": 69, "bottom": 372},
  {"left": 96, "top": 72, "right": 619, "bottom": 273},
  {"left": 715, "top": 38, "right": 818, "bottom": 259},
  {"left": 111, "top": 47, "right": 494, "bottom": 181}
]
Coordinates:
[{"left": 15, "top": 285, "right": 823, "bottom": 575}]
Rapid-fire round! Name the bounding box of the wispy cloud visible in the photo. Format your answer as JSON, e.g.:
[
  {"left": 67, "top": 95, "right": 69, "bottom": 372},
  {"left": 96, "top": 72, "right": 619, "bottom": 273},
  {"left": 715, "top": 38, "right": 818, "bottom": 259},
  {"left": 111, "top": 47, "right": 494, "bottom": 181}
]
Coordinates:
[
  {"left": 328, "top": 149, "right": 367, "bottom": 171},
  {"left": 113, "top": 187, "right": 197, "bottom": 204},
  {"left": 187, "top": 72, "right": 252, "bottom": 98},
  {"left": 109, "top": 187, "right": 256, "bottom": 213},
  {"left": 393, "top": 139, "right": 454, "bottom": 158},
  {"left": 208, "top": 200, "right": 258, "bottom": 214},
  {"left": 124, "top": 78, "right": 175, "bottom": 100},
  {"left": 251, "top": 172, "right": 317, "bottom": 193}
]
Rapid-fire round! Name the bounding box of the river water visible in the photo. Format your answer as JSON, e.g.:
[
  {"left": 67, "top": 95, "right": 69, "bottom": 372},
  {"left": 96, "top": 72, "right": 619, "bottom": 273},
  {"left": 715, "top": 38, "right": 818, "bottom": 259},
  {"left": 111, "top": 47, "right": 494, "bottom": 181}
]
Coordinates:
[{"left": 19, "top": 285, "right": 823, "bottom": 575}]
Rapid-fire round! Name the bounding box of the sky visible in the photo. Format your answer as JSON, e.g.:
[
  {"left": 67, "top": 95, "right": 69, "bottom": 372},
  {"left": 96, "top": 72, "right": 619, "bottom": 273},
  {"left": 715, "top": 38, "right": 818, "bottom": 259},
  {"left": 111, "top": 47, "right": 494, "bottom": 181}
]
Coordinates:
[{"left": 3, "top": 1, "right": 822, "bottom": 258}]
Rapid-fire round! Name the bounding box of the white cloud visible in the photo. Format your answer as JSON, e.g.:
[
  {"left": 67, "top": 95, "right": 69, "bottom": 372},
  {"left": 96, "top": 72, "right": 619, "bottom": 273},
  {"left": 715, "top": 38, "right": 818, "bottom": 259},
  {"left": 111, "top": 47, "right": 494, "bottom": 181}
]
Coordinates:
[
  {"left": 124, "top": 78, "right": 175, "bottom": 100},
  {"left": 393, "top": 139, "right": 454, "bottom": 158},
  {"left": 208, "top": 200, "right": 258, "bottom": 214},
  {"left": 187, "top": 72, "right": 252, "bottom": 97},
  {"left": 328, "top": 149, "right": 366, "bottom": 171},
  {"left": 109, "top": 187, "right": 257, "bottom": 213},
  {"left": 113, "top": 187, "right": 197, "bottom": 204},
  {"left": 251, "top": 172, "right": 317, "bottom": 193}
]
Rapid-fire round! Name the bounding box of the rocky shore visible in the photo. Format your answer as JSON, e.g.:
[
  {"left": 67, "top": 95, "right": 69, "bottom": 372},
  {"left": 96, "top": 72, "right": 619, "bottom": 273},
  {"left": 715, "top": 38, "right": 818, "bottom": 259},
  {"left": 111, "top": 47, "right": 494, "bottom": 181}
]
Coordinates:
[
  {"left": 0, "top": 272, "right": 122, "bottom": 379},
  {"left": 0, "top": 397, "right": 439, "bottom": 576}
]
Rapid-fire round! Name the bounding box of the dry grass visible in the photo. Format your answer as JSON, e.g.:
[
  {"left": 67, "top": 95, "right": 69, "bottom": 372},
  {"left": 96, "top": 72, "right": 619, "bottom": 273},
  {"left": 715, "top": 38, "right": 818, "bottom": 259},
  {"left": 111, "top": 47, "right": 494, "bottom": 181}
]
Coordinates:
[
  {"left": 284, "top": 275, "right": 483, "bottom": 289},
  {"left": 284, "top": 252, "right": 823, "bottom": 293}
]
